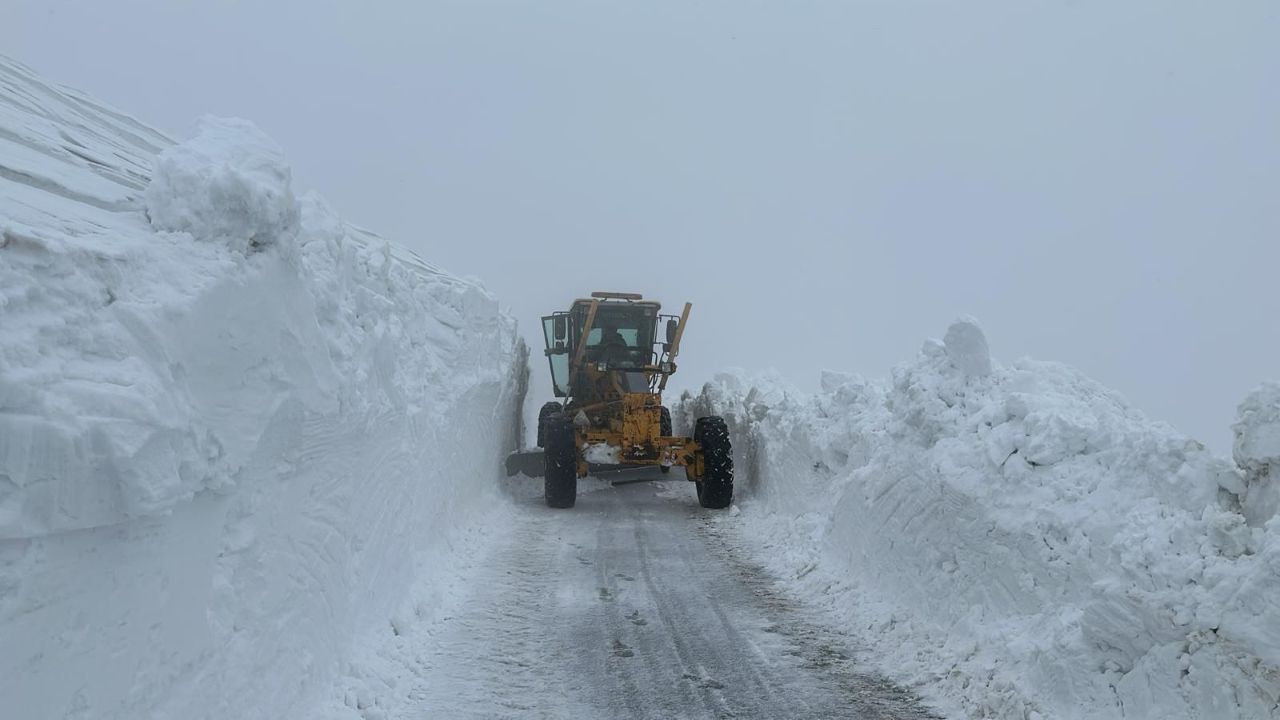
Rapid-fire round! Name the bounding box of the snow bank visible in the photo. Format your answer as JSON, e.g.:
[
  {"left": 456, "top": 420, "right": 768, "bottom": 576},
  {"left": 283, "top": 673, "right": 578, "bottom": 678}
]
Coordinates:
[
  {"left": 679, "top": 320, "right": 1280, "bottom": 719},
  {"left": 0, "top": 56, "right": 526, "bottom": 719}
]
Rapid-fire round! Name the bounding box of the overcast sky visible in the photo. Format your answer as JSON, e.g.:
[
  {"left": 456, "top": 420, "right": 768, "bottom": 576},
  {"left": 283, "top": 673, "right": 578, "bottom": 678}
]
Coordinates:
[{"left": 4, "top": 1, "right": 1276, "bottom": 451}]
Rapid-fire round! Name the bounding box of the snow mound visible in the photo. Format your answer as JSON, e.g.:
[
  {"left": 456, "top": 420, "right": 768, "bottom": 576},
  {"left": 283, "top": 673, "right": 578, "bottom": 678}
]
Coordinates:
[
  {"left": 679, "top": 321, "right": 1279, "bottom": 720},
  {"left": 145, "top": 116, "right": 300, "bottom": 255},
  {"left": 0, "top": 56, "right": 526, "bottom": 719}
]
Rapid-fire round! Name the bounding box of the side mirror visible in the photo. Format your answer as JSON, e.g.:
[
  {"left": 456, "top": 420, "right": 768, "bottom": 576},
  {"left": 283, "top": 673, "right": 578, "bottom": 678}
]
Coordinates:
[
  {"left": 666, "top": 318, "right": 678, "bottom": 344},
  {"left": 553, "top": 315, "right": 567, "bottom": 342}
]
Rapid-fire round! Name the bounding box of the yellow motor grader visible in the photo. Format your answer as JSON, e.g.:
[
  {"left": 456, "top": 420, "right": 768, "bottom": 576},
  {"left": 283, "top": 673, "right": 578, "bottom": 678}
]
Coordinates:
[{"left": 505, "top": 291, "right": 733, "bottom": 509}]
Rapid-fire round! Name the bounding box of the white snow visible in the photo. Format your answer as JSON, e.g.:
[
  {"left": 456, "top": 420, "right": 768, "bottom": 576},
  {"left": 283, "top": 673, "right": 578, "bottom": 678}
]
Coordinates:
[
  {"left": 584, "top": 442, "right": 622, "bottom": 465},
  {"left": 0, "top": 56, "right": 525, "bottom": 719},
  {"left": 678, "top": 319, "right": 1280, "bottom": 719}
]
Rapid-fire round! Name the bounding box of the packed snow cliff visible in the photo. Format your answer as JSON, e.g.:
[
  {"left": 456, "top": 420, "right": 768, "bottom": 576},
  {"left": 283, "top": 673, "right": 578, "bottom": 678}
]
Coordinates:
[
  {"left": 0, "top": 56, "right": 525, "bottom": 719},
  {"left": 679, "top": 318, "right": 1280, "bottom": 720}
]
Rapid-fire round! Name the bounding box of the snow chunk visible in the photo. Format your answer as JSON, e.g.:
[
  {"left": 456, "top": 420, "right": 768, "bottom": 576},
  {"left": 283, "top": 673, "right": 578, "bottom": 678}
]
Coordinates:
[
  {"left": 1234, "top": 381, "right": 1280, "bottom": 526},
  {"left": 943, "top": 316, "right": 992, "bottom": 377},
  {"left": 145, "top": 117, "right": 300, "bottom": 255},
  {"left": 1236, "top": 382, "right": 1280, "bottom": 467}
]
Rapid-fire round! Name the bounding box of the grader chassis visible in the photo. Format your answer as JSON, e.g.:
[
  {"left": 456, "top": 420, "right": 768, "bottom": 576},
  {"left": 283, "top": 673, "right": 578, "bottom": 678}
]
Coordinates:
[{"left": 507, "top": 292, "right": 733, "bottom": 509}]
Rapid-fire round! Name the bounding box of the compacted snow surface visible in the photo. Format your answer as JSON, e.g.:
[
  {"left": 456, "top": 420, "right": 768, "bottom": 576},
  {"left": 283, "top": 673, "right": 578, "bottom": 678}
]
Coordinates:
[
  {"left": 0, "top": 57, "right": 525, "bottom": 719},
  {"left": 677, "top": 319, "right": 1280, "bottom": 719},
  {"left": 320, "top": 474, "right": 936, "bottom": 720}
]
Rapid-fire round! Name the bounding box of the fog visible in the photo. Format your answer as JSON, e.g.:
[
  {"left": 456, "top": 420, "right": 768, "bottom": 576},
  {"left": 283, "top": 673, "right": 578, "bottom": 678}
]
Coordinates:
[{"left": 5, "top": 1, "right": 1276, "bottom": 451}]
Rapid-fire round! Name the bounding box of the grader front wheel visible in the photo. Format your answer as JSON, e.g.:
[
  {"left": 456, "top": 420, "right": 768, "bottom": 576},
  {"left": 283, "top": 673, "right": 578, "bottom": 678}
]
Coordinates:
[
  {"left": 544, "top": 413, "right": 577, "bottom": 508},
  {"left": 694, "top": 416, "right": 733, "bottom": 509},
  {"left": 536, "top": 401, "right": 564, "bottom": 448}
]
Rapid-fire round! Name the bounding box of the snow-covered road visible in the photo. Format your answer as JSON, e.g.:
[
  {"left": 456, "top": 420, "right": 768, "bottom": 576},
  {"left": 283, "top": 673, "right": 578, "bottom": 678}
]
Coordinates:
[{"left": 400, "top": 472, "right": 936, "bottom": 719}]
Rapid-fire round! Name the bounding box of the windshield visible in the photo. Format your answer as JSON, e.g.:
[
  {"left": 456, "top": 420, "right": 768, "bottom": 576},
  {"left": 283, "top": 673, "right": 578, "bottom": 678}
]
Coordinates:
[{"left": 575, "top": 305, "right": 654, "bottom": 369}]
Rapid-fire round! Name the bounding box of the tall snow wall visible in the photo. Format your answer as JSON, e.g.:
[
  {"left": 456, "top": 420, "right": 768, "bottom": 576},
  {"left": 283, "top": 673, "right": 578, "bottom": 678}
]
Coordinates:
[
  {"left": 0, "top": 57, "right": 527, "bottom": 719},
  {"left": 678, "top": 319, "right": 1280, "bottom": 720}
]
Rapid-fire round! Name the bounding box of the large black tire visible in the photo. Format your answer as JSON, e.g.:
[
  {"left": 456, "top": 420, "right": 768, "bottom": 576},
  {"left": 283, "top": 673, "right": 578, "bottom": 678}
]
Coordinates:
[
  {"left": 659, "top": 406, "right": 672, "bottom": 474},
  {"left": 694, "top": 416, "right": 733, "bottom": 508},
  {"left": 543, "top": 412, "right": 577, "bottom": 508},
  {"left": 536, "top": 401, "right": 563, "bottom": 447}
]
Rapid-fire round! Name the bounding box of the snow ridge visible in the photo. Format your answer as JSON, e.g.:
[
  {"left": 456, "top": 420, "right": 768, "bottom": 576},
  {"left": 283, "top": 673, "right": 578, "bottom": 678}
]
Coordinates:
[
  {"left": 679, "top": 320, "right": 1280, "bottom": 720},
  {"left": 0, "top": 55, "right": 525, "bottom": 719}
]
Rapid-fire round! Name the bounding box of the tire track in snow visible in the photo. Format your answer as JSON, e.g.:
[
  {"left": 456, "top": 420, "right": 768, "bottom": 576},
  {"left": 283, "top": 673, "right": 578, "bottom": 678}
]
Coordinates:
[{"left": 391, "top": 474, "right": 938, "bottom": 719}]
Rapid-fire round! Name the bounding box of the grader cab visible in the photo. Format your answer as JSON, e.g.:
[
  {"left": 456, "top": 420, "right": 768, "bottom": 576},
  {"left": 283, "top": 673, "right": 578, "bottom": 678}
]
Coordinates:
[{"left": 506, "top": 292, "right": 734, "bottom": 509}]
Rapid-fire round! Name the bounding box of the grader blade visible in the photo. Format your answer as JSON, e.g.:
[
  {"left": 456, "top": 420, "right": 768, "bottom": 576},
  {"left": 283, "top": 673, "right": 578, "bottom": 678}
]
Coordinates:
[{"left": 505, "top": 449, "right": 545, "bottom": 477}]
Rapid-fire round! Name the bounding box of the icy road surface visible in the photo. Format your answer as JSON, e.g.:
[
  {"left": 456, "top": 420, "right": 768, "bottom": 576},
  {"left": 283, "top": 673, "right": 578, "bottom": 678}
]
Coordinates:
[{"left": 403, "top": 471, "right": 937, "bottom": 719}]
